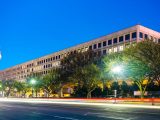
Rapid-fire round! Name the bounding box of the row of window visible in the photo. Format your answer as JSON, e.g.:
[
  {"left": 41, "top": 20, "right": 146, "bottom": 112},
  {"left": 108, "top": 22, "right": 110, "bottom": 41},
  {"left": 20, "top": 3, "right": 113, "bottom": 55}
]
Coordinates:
[
  {"left": 19, "top": 70, "right": 50, "bottom": 79},
  {"left": 44, "top": 64, "right": 52, "bottom": 69},
  {"left": 89, "top": 32, "right": 137, "bottom": 50},
  {"left": 37, "top": 55, "right": 61, "bottom": 65}
]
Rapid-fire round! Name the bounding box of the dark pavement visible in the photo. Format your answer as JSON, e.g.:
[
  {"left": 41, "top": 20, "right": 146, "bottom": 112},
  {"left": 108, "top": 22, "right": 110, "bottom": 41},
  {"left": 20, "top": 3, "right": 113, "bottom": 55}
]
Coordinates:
[{"left": 0, "top": 101, "right": 160, "bottom": 120}]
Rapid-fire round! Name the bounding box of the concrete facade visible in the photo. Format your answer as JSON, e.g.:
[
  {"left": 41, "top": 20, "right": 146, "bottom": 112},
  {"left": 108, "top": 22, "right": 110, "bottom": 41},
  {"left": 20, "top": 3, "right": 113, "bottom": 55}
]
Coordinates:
[{"left": 0, "top": 25, "right": 160, "bottom": 81}]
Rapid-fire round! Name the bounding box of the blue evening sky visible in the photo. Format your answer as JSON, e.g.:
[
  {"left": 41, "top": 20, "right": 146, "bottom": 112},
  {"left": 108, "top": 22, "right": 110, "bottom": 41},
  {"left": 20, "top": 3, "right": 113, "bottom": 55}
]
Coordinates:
[{"left": 0, "top": 0, "right": 160, "bottom": 70}]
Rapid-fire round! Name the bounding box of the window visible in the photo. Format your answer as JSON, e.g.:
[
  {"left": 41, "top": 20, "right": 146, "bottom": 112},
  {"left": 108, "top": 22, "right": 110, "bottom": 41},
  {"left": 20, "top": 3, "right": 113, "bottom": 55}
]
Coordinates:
[
  {"left": 113, "top": 38, "right": 117, "bottom": 44},
  {"left": 145, "top": 34, "right": 148, "bottom": 39},
  {"left": 119, "top": 36, "right": 124, "bottom": 42},
  {"left": 89, "top": 45, "right": 92, "bottom": 50},
  {"left": 103, "top": 41, "right": 106, "bottom": 47},
  {"left": 158, "top": 39, "right": 160, "bottom": 43},
  {"left": 108, "top": 48, "right": 112, "bottom": 54},
  {"left": 113, "top": 47, "right": 118, "bottom": 52},
  {"left": 139, "top": 32, "right": 143, "bottom": 38},
  {"left": 119, "top": 45, "right": 124, "bottom": 51},
  {"left": 93, "top": 44, "right": 97, "bottom": 49},
  {"left": 108, "top": 40, "right": 112, "bottom": 45},
  {"left": 103, "top": 50, "right": 106, "bottom": 55},
  {"left": 125, "top": 34, "right": 130, "bottom": 41},
  {"left": 56, "top": 56, "right": 58, "bottom": 60},
  {"left": 132, "top": 32, "right": 137, "bottom": 39},
  {"left": 48, "top": 58, "right": 50, "bottom": 62},
  {"left": 98, "top": 51, "right": 101, "bottom": 56},
  {"left": 98, "top": 43, "right": 101, "bottom": 48}
]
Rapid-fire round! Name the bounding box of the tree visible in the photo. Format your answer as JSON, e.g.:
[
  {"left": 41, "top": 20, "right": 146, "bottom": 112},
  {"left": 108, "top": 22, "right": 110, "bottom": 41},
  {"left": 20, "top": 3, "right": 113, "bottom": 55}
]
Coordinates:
[
  {"left": 125, "top": 40, "right": 160, "bottom": 84},
  {"left": 124, "top": 56, "right": 151, "bottom": 98},
  {"left": 59, "top": 50, "right": 97, "bottom": 97},
  {"left": 71, "top": 63, "right": 100, "bottom": 98},
  {"left": 41, "top": 69, "right": 60, "bottom": 97},
  {"left": 3, "top": 80, "right": 15, "bottom": 97}
]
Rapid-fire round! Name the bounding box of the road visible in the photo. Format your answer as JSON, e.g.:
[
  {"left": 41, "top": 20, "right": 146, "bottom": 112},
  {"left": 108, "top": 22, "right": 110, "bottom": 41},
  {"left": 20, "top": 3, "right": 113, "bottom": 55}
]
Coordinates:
[{"left": 0, "top": 101, "right": 160, "bottom": 120}]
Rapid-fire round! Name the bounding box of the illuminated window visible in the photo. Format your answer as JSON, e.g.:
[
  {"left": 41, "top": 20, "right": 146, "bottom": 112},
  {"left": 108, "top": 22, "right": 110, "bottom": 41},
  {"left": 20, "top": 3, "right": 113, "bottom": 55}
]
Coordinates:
[
  {"left": 113, "top": 47, "right": 118, "bottom": 52},
  {"left": 108, "top": 48, "right": 112, "bottom": 53},
  {"left": 119, "top": 45, "right": 124, "bottom": 51}
]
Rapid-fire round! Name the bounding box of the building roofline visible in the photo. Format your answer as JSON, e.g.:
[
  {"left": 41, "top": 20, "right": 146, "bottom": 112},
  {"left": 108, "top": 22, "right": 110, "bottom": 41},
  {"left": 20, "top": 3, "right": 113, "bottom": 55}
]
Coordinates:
[{"left": 1, "top": 24, "right": 159, "bottom": 71}]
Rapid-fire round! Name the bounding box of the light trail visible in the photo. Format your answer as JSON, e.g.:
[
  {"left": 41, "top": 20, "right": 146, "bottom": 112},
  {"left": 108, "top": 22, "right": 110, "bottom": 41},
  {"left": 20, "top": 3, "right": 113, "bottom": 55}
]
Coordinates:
[{"left": 0, "top": 98, "right": 160, "bottom": 109}]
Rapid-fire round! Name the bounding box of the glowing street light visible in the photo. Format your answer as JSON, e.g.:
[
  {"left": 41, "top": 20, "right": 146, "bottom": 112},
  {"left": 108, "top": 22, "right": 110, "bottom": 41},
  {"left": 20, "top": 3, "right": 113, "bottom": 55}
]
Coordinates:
[
  {"left": 111, "top": 65, "right": 123, "bottom": 74},
  {"left": 30, "top": 79, "right": 36, "bottom": 85},
  {"left": 30, "top": 79, "right": 36, "bottom": 98},
  {"left": 111, "top": 65, "right": 124, "bottom": 103}
]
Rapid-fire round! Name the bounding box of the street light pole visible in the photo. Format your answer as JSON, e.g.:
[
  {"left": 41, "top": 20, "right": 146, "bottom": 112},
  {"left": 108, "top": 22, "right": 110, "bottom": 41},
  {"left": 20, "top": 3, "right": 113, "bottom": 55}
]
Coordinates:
[
  {"left": 111, "top": 65, "right": 123, "bottom": 104},
  {"left": 30, "top": 79, "right": 36, "bottom": 98}
]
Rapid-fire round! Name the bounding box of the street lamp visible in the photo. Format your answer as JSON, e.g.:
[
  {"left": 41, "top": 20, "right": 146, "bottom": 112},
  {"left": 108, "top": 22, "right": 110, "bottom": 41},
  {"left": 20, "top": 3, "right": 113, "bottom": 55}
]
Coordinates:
[
  {"left": 30, "top": 79, "right": 36, "bottom": 98},
  {"left": 30, "top": 79, "right": 36, "bottom": 85},
  {"left": 111, "top": 65, "right": 123, "bottom": 103}
]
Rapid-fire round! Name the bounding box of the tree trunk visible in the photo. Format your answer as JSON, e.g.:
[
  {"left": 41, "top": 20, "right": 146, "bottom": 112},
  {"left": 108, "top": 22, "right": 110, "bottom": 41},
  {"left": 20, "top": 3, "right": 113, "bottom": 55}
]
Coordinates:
[
  {"left": 87, "top": 92, "right": 92, "bottom": 98},
  {"left": 58, "top": 88, "right": 63, "bottom": 98}
]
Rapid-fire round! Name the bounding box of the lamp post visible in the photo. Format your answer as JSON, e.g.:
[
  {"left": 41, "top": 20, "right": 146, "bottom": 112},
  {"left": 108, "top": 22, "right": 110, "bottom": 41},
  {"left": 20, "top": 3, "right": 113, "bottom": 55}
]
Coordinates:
[
  {"left": 0, "top": 84, "right": 2, "bottom": 97},
  {"left": 111, "top": 65, "right": 123, "bottom": 103},
  {"left": 30, "top": 79, "right": 36, "bottom": 98}
]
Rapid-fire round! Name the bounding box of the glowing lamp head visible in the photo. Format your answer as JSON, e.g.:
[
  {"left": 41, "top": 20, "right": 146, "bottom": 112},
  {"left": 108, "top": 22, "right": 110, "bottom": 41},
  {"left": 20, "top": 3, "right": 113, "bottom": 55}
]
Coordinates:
[
  {"left": 111, "top": 65, "right": 123, "bottom": 74},
  {"left": 30, "top": 79, "right": 36, "bottom": 85}
]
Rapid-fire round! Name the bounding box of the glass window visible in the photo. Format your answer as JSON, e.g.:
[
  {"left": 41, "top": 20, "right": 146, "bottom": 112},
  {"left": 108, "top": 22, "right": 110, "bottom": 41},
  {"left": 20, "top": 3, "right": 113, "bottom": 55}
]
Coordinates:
[
  {"left": 125, "top": 34, "right": 130, "bottom": 41},
  {"left": 98, "top": 43, "right": 101, "bottom": 48},
  {"left": 108, "top": 40, "right": 112, "bottom": 45},
  {"left": 119, "top": 36, "right": 124, "bottom": 42},
  {"left": 103, "top": 49, "right": 106, "bottom": 55},
  {"left": 119, "top": 45, "right": 124, "bottom": 51},
  {"left": 113, "top": 38, "right": 117, "bottom": 44},
  {"left": 145, "top": 34, "right": 148, "bottom": 39},
  {"left": 132, "top": 32, "right": 137, "bottom": 39},
  {"left": 89, "top": 45, "right": 92, "bottom": 50},
  {"left": 103, "top": 41, "right": 106, "bottom": 46},
  {"left": 139, "top": 32, "right": 143, "bottom": 38},
  {"left": 93, "top": 44, "right": 97, "bottom": 49},
  {"left": 108, "top": 48, "right": 112, "bottom": 54},
  {"left": 114, "top": 47, "right": 118, "bottom": 52}
]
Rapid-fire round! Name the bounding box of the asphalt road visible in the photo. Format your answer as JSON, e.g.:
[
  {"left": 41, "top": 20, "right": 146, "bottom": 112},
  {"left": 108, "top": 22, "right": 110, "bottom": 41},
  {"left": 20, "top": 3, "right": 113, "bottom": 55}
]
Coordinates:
[{"left": 0, "top": 101, "right": 160, "bottom": 120}]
